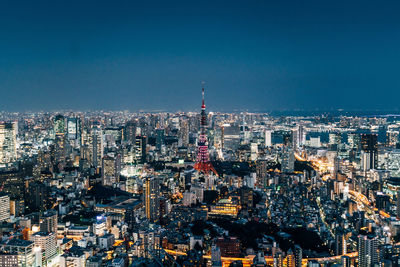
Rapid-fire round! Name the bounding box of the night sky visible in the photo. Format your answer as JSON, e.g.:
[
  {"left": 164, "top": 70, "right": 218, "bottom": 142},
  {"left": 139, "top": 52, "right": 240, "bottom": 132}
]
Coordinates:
[{"left": 0, "top": 0, "right": 399, "bottom": 112}]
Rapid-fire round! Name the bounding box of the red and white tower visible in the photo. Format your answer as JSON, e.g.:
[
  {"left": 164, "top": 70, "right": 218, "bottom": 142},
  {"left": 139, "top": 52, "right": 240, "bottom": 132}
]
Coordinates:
[{"left": 194, "top": 83, "right": 217, "bottom": 176}]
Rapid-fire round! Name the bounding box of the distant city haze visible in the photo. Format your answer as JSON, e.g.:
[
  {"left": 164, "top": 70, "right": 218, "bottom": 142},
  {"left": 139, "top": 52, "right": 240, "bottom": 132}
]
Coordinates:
[{"left": 0, "top": 0, "right": 399, "bottom": 111}]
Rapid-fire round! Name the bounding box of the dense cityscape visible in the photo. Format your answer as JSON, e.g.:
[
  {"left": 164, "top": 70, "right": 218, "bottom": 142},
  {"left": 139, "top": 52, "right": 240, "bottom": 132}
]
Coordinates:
[{"left": 0, "top": 86, "right": 399, "bottom": 267}]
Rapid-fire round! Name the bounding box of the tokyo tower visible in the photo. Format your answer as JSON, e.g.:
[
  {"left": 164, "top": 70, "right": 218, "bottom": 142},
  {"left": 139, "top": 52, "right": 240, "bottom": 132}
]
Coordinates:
[{"left": 194, "top": 83, "right": 218, "bottom": 176}]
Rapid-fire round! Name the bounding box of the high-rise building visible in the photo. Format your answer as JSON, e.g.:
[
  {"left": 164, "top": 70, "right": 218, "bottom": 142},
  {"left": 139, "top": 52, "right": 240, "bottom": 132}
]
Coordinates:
[
  {"left": 67, "top": 117, "right": 79, "bottom": 140},
  {"left": 386, "top": 130, "right": 399, "bottom": 148},
  {"left": 335, "top": 229, "right": 347, "bottom": 256},
  {"left": 135, "top": 136, "right": 147, "bottom": 164},
  {"left": 297, "top": 125, "right": 305, "bottom": 147},
  {"left": 348, "top": 133, "right": 361, "bottom": 150},
  {"left": 397, "top": 190, "right": 400, "bottom": 219},
  {"left": 211, "top": 245, "right": 222, "bottom": 267},
  {"left": 286, "top": 248, "right": 295, "bottom": 267},
  {"left": 329, "top": 132, "right": 341, "bottom": 146},
  {"left": 0, "top": 193, "right": 10, "bottom": 222},
  {"left": 273, "top": 252, "right": 283, "bottom": 267},
  {"left": 123, "top": 121, "right": 136, "bottom": 143},
  {"left": 179, "top": 118, "right": 189, "bottom": 147},
  {"left": 358, "top": 234, "right": 379, "bottom": 267},
  {"left": 39, "top": 210, "right": 58, "bottom": 234},
  {"left": 256, "top": 160, "right": 269, "bottom": 188},
  {"left": 361, "top": 133, "right": 378, "bottom": 171},
  {"left": 32, "top": 232, "right": 57, "bottom": 263},
  {"left": 54, "top": 115, "right": 66, "bottom": 166},
  {"left": 144, "top": 177, "right": 160, "bottom": 223},
  {"left": 265, "top": 130, "right": 272, "bottom": 147},
  {"left": 0, "top": 239, "right": 35, "bottom": 267},
  {"left": 0, "top": 122, "right": 17, "bottom": 164},
  {"left": 294, "top": 245, "right": 302, "bottom": 267},
  {"left": 155, "top": 129, "right": 165, "bottom": 151},
  {"left": 240, "top": 187, "right": 253, "bottom": 210},
  {"left": 89, "top": 125, "right": 103, "bottom": 168},
  {"left": 102, "top": 154, "right": 121, "bottom": 186},
  {"left": 0, "top": 253, "right": 18, "bottom": 267},
  {"left": 281, "top": 149, "right": 295, "bottom": 173},
  {"left": 341, "top": 256, "right": 351, "bottom": 267}
]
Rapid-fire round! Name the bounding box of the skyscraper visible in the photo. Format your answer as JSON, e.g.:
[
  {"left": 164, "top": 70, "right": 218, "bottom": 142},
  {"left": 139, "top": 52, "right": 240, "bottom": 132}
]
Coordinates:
[
  {"left": 281, "top": 148, "right": 295, "bottom": 173},
  {"left": 102, "top": 154, "right": 121, "bottom": 186},
  {"left": 144, "top": 177, "right": 160, "bottom": 223},
  {"left": 358, "top": 234, "right": 379, "bottom": 267},
  {"left": 89, "top": 124, "right": 103, "bottom": 168},
  {"left": 54, "top": 115, "right": 66, "bottom": 167},
  {"left": 0, "top": 193, "right": 10, "bottom": 222},
  {"left": 294, "top": 245, "right": 302, "bottom": 267},
  {"left": 361, "top": 133, "right": 378, "bottom": 171},
  {"left": 335, "top": 229, "right": 347, "bottom": 256},
  {"left": 0, "top": 122, "right": 17, "bottom": 164}
]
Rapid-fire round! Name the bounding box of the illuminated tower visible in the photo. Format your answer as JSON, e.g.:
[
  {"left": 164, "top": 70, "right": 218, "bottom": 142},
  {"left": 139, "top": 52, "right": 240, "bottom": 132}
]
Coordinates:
[{"left": 194, "top": 83, "right": 217, "bottom": 176}]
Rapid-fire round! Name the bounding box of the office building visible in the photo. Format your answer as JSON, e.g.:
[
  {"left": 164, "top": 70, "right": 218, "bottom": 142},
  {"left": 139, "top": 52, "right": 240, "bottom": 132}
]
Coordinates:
[
  {"left": 39, "top": 210, "right": 58, "bottom": 234},
  {"left": 361, "top": 133, "right": 378, "bottom": 171},
  {"left": 144, "top": 177, "right": 160, "bottom": 223},
  {"left": 102, "top": 154, "right": 121, "bottom": 186},
  {"left": 0, "top": 193, "right": 10, "bottom": 222},
  {"left": 0, "top": 122, "right": 17, "bottom": 164},
  {"left": 358, "top": 234, "right": 379, "bottom": 267}
]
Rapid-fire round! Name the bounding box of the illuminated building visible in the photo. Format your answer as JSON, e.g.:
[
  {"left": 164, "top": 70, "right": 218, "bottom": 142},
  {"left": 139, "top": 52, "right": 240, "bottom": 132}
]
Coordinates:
[
  {"left": 0, "top": 239, "right": 35, "bottom": 267},
  {"left": 348, "top": 133, "right": 361, "bottom": 150},
  {"left": 0, "top": 122, "right": 17, "bottom": 165},
  {"left": 397, "top": 190, "right": 400, "bottom": 219},
  {"left": 60, "top": 250, "right": 85, "bottom": 267},
  {"left": 144, "top": 177, "right": 160, "bottom": 223},
  {"left": 179, "top": 118, "right": 189, "bottom": 147},
  {"left": 194, "top": 84, "right": 217, "bottom": 176},
  {"left": 256, "top": 160, "right": 269, "bottom": 188},
  {"left": 211, "top": 245, "right": 222, "bottom": 267},
  {"left": 0, "top": 193, "right": 10, "bottom": 222},
  {"left": 54, "top": 115, "right": 66, "bottom": 167},
  {"left": 67, "top": 117, "right": 79, "bottom": 140},
  {"left": 386, "top": 130, "right": 399, "bottom": 147},
  {"left": 215, "top": 237, "right": 241, "bottom": 257},
  {"left": 39, "top": 210, "right": 58, "bottom": 234},
  {"left": 294, "top": 245, "right": 302, "bottom": 267},
  {"left": 273, "top": 252, "right": 284, "bottom": 267},
  {"left": 384, "top": 149, "right": 400, "bottom": 177},
  {"left": 281, "top": 148, "right": 295, "bottom": 173},
  {"left": 335, "top": 229, "right": 347, "bottom": 256},
  {"left": 0, "top": 253, "right": 18, "bottom": 267},
  {"left": 89, "top": 124, "right": 103, "bottom": 168},
  {"left": 32, "top": 232, "right": 57, "bottom": 264},
  {"left": 101, "top": 154, "right": 121, "bottom": 186},
  {"left": 286, "top": 248, "right": 295, "bottom": 267},
  {"left": 135, "top": 136, "right": 147, "bottom": 164},
  {"left": 240, "top": 187, "right": 253, "bottom": 210},
  {"left": 209, "top": 197, "right": 240, "bottom": 218},
  {"left": 98, "top": 233, "right": 115, "bottom": 249},
  {"left": 341, "top": 256, "right": 351, "bottom": 267},
  {"left": 358, "top": 234, "right": 379, "bottom": 267},
  {"left": 329, "top": 132, "right": 341, "bottom": 146},
  {"left": 361, "top": 133, "right": 378, "bottom": 171},
  {"left": 265, "top": 130, "right": 272, "bottom": 147},
  {"left": 155, "top": 128, "right": 165, "bottom": 151}
]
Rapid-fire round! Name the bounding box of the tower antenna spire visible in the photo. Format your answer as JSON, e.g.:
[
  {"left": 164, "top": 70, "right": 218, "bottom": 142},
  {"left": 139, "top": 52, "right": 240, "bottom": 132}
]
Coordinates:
[
  {"left": 195, "top": 82, "right": 218, "bottom": 177},
  {"left": 201, "top": 81, "right": 205, "bottom": 109}
]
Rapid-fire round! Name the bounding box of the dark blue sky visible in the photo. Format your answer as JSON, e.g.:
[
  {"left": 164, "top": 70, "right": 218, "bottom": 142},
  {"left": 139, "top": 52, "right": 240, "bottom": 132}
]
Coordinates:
[{"left": 0, "top": 0, "right": 399, "bottom": 112}]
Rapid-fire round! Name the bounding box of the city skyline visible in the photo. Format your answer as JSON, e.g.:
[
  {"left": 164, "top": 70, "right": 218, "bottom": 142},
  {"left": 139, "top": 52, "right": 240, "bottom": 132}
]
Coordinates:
[{"left": 1, "top": 0, "right": 399, "bottom": 112}]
